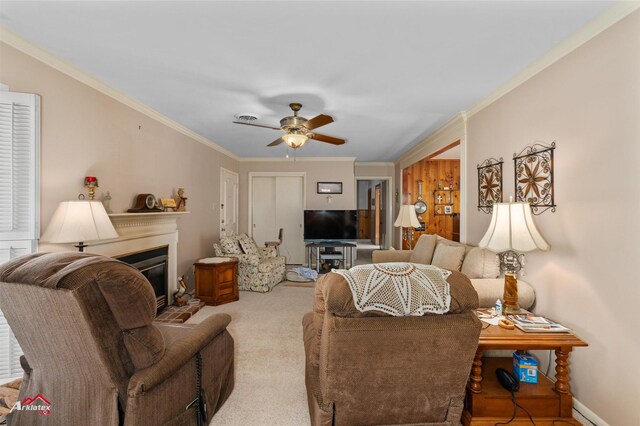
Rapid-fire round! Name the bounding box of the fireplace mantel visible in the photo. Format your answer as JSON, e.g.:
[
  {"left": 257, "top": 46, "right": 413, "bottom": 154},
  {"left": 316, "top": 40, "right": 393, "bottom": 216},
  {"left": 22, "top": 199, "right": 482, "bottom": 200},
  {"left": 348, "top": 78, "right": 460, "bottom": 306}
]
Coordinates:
[{"left": 39, "top": 211, "right": 189, "bottom": 304}]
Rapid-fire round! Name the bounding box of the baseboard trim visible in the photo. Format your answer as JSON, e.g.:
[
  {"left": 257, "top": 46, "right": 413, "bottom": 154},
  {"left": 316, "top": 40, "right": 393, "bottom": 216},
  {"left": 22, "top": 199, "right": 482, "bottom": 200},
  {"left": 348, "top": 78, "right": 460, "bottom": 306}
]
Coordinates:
[{"left": 573, "top": 397, "right": 609, "bottom": 426}]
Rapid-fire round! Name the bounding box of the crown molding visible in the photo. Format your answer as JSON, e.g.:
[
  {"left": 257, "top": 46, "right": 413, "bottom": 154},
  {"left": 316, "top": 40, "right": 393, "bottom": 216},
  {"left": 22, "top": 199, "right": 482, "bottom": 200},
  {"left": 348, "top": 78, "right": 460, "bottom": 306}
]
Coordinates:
[
  {"left": 354, "top": 161, "right": 395, "bottom": 167},
  {"left": 239, "top": 156, "right": 356, "bottom": 162},
  {"left": 467, "top": 2, "right": 640, "bottom": 117},
  {"left": 396, "top": 112, "right": 465, "bottom": 170},
  {"left": 0, "top": 25, "right": 240, "bottom": 161}
]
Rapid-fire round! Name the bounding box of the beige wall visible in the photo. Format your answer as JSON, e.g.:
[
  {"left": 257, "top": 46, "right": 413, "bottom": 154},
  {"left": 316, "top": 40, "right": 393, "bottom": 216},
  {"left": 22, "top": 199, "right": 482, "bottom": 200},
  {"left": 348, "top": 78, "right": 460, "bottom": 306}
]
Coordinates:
[
  {"left": 466, "top": 12, "right": 639, "bottom": 424},
  {"left": 354, "top": 162, "right": 394, "bottom": 178},
  {"left": 238, "top": 159, "right": 356, "bottom": 234},
  {"left": 0, "top": 43, "right": 239, "bottom": 280}
]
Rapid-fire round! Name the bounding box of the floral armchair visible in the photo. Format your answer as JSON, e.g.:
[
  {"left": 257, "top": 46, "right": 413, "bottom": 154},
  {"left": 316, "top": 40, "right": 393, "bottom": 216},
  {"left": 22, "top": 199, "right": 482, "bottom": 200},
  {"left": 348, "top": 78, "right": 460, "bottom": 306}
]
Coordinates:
[{"left": 213, "top": 234, "right": 286, "bottom": 292}]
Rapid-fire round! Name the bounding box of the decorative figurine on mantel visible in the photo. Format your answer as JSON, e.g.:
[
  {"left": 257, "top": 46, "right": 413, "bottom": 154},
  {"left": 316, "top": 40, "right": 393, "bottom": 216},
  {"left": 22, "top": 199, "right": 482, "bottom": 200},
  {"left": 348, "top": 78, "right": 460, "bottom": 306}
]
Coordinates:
[
  {"left": 103, "top": 191, "right": 113, "bottom": 213},
  {"left": 175, "top": 187, "right": 188, "bottom": 212},
  {"left": 84, "top": 176, "right": 99, "bottom": 200}
]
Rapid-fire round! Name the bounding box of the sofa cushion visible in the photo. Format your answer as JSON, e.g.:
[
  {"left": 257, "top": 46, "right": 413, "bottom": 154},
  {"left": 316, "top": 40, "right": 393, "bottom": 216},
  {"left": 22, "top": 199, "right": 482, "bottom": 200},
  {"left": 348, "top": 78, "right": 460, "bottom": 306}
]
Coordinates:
[
  {"left": 431, "top": 243, "right": 466, "bottom": 271},
  {"left": 257, "top": 256, "right": 285, "bottom": 273},
  {"left": 461, "top": 247, "right": 500, "bottom": 279},
  {"left": 409, "top": 234, "right": 438, "bottom": 264},
  {"left": 220, "top": 236, "right": 242, "bottom": 254},
  {"left": 237, "top": 234, "right": 260, "bottom": 256},
  {"left": 470, "top": 278, "right": 535, "bottom": 309}
]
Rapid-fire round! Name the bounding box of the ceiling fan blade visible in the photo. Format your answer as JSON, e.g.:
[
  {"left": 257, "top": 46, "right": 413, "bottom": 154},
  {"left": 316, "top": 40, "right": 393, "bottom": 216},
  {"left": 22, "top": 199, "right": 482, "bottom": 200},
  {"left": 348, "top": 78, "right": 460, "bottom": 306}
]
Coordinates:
[
  {"left": 303, "top": 114, "right": 334, "bottom": 130},
  {"left": 233, "top": 121, "right": 281, "bottom": 131},
  {"left": 310, "top": 133, "right": 346, "bottom": 145},
  {"left": 267, "top": 137, "right": 285, "bottom": 147}
]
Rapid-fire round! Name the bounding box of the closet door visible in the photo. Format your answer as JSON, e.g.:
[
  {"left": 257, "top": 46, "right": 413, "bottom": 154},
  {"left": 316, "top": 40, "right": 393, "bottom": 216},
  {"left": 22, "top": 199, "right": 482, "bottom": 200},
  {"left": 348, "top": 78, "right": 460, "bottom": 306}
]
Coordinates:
[
  {"left": 275, "top": 176, "right": 304, "bottom": 264},
  {"left": 251, "top": 177, "right": 276, "bottom": 246}
]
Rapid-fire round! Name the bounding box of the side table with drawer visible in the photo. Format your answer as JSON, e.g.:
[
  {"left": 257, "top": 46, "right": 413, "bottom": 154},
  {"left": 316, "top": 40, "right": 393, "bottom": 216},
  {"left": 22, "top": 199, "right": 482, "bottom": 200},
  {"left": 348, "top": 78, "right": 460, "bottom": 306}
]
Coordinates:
[{"left": 194, "top": 257, "right": 239, "bottom": 306}]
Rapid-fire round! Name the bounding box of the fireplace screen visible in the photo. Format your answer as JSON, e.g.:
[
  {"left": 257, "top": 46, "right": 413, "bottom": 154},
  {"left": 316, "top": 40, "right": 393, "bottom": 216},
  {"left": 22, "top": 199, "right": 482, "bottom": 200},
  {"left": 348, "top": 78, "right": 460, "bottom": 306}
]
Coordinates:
[{"left": 117, "top": 246, "right": 169, "bottom": 312}]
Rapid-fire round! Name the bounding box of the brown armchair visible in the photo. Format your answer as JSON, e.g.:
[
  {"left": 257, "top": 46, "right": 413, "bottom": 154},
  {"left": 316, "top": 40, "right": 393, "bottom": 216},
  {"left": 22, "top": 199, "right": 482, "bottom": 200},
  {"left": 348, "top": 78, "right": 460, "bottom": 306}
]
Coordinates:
[
  {"left": 302, "top": 270, "right": 481, "bottom": 425},
  {"left": 0, "top": 252, "right": 234, "bottom": 426}
]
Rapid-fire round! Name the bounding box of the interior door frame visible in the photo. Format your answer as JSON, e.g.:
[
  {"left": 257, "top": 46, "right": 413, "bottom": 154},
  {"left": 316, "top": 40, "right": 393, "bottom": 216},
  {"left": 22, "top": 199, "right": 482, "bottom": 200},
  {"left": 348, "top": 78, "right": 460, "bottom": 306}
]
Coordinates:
[
  {"left": 374, "top": 183, "right": 382, "bottom": 245},
  {"left": 355, "top": 176, "right": 393, "bottom": 249},
  {"left": 247, "top": 171, "right": 307, "bottom": 240},
  {"left": 220, "top": 167, "right": 239, "bottom": 236}
]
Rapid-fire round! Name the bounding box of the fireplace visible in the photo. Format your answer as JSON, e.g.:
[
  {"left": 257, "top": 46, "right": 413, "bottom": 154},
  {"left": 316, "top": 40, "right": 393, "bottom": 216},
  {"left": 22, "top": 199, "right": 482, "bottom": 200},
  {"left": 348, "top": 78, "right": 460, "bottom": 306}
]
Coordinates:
[
  {"left": 118, "top": 246, "right": 169, "bottom": 312},
  {"left": 38, "top": 211, "right": 188, "bottom": 307}
]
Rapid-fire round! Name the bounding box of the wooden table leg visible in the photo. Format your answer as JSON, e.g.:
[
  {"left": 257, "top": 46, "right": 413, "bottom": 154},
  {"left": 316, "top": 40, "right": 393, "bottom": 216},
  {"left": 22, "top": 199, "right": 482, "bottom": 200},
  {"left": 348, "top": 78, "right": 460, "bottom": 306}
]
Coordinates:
[
  {"left": 554, "top": 347, "right": 571, "bottom": 394},
  {"left": 469, "top": 349, "right": 484, "bottom": 393}
]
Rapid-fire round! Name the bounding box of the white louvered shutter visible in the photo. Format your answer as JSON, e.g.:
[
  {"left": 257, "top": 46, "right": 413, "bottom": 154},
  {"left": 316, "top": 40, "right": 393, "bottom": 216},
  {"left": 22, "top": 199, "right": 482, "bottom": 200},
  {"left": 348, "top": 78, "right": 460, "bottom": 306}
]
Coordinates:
[{"left": 0, "top": 90, "right": 40, "bottom": 379}]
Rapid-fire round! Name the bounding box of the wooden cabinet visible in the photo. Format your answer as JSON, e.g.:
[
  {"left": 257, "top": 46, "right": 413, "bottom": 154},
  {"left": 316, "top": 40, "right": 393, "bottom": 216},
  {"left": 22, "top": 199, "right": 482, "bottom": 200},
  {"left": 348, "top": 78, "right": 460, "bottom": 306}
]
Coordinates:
[{"left": 194, "top": 258, "right": 239, "bottom": 306}]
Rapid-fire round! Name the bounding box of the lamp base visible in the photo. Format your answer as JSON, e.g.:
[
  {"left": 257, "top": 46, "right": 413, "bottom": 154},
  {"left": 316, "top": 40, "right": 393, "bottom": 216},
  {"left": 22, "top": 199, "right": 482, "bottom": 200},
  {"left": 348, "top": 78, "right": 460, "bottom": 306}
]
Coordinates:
[
  {"left": 503, "top": 272, "right": 520, "bottom": 314},
  {"left": 402, "top": 228, "right": 415, "bottom": 250},
  {"left": 74, "top": 242, "right": 88, "bottom": 252}
]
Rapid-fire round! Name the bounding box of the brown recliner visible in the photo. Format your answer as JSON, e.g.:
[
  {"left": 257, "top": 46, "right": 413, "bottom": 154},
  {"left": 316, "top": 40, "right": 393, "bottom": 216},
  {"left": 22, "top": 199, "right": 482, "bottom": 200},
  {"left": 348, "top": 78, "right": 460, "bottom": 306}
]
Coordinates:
[
  {"left": 0, "top": 252, "right": 234, "bottom": 425},
  {"left": 302, "top": 270, "right": 481, "bottom": 425}
]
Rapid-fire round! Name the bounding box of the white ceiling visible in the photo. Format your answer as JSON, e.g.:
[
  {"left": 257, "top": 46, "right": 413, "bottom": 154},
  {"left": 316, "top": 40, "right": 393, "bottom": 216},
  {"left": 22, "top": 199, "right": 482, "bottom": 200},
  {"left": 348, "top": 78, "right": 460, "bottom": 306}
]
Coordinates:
[{"left": 0, "top": 1, "right": 613, "bottom": 161}]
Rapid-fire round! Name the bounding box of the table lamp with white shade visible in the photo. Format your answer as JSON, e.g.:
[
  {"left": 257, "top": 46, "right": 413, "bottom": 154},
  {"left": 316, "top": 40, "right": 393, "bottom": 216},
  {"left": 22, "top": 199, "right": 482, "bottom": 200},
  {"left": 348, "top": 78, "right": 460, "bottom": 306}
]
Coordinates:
[
  {"left": 478, "top": 200, "right": 549, "bottom": 314},
  {"left": 41, "top": 200, "right": 118, "bottom": 252},
  {"left": 394, "top": 204, "right": 421, "bottom": 250}
]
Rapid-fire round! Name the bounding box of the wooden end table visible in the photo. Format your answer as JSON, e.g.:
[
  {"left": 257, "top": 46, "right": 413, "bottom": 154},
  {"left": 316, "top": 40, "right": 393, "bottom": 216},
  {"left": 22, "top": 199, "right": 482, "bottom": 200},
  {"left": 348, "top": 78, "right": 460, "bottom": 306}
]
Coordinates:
[
  {"left": 463, "top": 320, "right": 588, "bottom": 425},
  {"left": 194, "top": 257, "right": 239, "bottom": 306}
]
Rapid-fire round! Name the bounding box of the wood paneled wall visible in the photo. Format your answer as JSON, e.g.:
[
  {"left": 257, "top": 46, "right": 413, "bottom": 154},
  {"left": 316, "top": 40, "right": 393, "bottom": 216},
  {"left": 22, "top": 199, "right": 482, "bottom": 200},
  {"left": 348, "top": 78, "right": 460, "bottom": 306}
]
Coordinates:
[{"left": 402, "top": 159, "right": 460, "bottom": 248}]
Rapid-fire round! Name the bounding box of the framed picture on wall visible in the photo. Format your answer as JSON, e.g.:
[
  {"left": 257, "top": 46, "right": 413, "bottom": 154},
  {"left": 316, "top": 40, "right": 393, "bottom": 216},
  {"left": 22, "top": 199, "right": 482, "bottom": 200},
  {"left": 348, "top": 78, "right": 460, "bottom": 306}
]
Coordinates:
[
  {"left": 317, "top": 182, "right": 343, "bottom": 194},
  {"left": 444, "top": 205, "right": 453, "bottom": 215}
]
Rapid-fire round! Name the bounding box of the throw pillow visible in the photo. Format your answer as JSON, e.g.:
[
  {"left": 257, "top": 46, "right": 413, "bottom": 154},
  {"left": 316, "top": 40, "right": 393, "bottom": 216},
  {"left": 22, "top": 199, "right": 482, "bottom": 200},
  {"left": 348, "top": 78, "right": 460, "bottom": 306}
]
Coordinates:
[
  {"left": 220, "top": 236, "right": 242, "bottom": 254},
  {"left": 409, "top": 234, "right": 438, "bottom": 264},
  {"left": 237, "top": 234, "right": 260, "bottom": 256},
  {"left": 461, "top": 247, "right": 500, "bottom": 279},
  {"left": 431, "top": 242, "right": 466, "bottom": 271}
]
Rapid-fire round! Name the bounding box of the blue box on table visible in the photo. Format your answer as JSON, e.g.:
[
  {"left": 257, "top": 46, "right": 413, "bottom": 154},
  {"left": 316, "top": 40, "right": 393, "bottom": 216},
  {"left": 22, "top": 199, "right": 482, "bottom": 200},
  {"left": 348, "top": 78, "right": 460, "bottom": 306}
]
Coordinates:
[{"left": 513, "top": 351, "right": 538, "bottom": 384}]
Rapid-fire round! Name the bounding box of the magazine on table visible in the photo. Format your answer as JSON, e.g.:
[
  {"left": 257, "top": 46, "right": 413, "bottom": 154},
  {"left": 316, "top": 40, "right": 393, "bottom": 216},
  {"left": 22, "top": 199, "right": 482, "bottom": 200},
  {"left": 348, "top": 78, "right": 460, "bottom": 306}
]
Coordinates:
[{"left": 507, "top": 314, "right": 571, "bottom": 333}]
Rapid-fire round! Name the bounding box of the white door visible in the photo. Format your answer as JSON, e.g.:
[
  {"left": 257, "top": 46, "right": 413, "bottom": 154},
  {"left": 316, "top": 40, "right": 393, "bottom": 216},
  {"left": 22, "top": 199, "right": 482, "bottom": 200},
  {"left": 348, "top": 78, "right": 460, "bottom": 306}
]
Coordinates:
[
  {"left": 251, "top": 177, "right": 276, "bottom": 246},
  {"left": 220, "top": 168, "right": 239, "bottom": 237},
  {"left": 275, "top": 176, "right": 304, "bottom": 264}
]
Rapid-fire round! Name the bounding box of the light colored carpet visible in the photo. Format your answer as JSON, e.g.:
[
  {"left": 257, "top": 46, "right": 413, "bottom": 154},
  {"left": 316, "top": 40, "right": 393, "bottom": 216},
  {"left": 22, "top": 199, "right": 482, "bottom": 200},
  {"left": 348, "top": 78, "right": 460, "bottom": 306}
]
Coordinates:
[{"left": 188, "top": 284, "right": 314, "bottom": 425}]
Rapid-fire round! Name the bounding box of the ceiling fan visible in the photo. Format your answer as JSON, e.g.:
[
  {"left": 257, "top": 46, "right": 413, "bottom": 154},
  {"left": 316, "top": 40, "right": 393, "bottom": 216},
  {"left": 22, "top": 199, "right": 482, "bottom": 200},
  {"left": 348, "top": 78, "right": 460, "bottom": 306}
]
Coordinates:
[{"left": 233, "top": 103, "right": 346, "bottom": 149}]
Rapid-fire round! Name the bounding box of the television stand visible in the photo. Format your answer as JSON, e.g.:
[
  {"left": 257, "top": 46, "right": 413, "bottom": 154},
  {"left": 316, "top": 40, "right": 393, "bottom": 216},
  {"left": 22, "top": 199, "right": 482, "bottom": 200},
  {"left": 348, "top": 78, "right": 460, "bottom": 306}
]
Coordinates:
[{"left": 306, "top": 241, "right": 357, "bottom": 273}]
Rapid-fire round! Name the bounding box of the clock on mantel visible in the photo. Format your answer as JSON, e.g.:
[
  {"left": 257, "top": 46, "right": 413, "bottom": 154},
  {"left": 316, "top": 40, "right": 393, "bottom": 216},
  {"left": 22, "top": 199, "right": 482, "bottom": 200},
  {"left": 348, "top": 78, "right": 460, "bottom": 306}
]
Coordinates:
[{"left": 127, "top": 194, "right": 163, "bottom": 213}]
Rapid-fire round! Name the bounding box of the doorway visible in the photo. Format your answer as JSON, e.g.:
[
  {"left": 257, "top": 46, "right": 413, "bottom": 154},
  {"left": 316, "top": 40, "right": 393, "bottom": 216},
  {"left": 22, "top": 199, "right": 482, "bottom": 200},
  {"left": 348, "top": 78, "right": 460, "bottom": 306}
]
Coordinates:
[
  {"left": 220, "top": 168, "right": 239, "bottom": 237},
  {"left": 356, "top": 178, "right": 390, "bottom": 263},
  {"left": 400, "top": 141, "right": 461, "bottom": 248}
]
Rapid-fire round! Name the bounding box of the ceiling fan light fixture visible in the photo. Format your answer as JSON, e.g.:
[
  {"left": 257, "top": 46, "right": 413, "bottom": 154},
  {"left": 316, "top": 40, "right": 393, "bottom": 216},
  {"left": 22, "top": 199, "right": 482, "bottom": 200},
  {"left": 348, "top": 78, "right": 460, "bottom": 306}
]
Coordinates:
[{"left": 282, "top": 133, "right": 308, "bottom": 149}]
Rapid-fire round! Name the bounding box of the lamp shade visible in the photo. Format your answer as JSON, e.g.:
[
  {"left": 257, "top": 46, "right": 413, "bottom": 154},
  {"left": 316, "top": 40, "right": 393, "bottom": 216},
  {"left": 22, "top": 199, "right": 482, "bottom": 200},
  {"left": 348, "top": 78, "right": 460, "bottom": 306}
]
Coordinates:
[
  {"left": 394, "top": 205, "right": 421, "bottom": 228},
  {"left": 41, "top": 201, "right": 118, "bottom": 243},
  {"left": 478, "top": 202, "right": 549, "bottom": 253}
]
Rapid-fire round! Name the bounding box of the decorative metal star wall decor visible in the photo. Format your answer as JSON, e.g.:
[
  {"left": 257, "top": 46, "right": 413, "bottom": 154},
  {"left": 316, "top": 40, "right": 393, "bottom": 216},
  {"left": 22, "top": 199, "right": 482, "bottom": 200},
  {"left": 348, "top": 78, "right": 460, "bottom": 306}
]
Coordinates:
[
  {"left": 513, "top": 141, "right": 556, "bottom": 215},
  {"left": 477, "top": 158, "right": 503, "bottom": 214}
]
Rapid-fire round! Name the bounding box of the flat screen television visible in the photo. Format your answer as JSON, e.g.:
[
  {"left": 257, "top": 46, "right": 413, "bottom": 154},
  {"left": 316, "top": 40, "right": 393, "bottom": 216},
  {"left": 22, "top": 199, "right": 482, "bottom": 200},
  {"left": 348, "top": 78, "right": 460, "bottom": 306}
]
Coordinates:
[{"left": 304, "top": 210, "right": 357, "bottom": 241}]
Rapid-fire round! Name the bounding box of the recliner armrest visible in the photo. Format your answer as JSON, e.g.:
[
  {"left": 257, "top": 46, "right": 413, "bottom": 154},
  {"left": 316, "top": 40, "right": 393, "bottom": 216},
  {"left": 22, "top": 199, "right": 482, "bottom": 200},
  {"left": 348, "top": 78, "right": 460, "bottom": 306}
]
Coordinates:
[
  {"left": 127, "top": 313, "right": 231, "bottom": 396},
  {"left": 371, "top": 250, "right": 412, "bottom": 263}
]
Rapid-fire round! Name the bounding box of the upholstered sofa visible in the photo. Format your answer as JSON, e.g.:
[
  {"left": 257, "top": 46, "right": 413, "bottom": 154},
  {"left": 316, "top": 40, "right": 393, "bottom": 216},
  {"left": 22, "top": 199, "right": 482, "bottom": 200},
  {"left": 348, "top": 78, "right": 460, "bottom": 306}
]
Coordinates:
[
  {"left": 303, "top": 268, "right": 482, "bottom": 425},
  {"left": 213, "top": 233, "right": 286, "bottom": 292},
  {"left": 373, "top": 234, "right": 536, "bottom": 309},
  {"left": 0, "top": 252, "right": 234, "bottom": 426}
]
